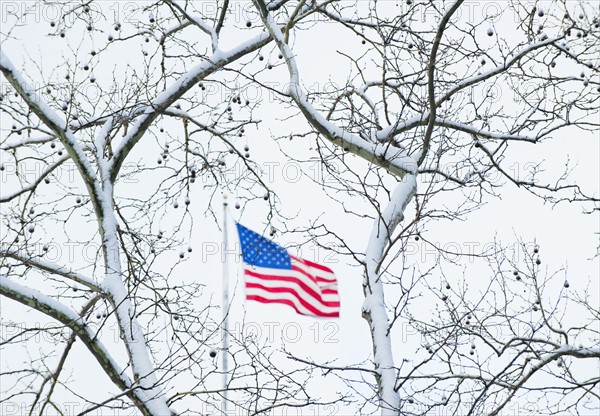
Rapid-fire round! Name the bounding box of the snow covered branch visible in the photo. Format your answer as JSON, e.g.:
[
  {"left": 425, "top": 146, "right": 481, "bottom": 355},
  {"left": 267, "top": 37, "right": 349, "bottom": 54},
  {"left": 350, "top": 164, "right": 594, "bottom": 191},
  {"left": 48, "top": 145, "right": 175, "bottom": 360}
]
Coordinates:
[
  {"left": 2, "top": 1, "right": 598, "bottom": 414},
  {"left": 108, "top": 32, "right": 272, "bottom": 183},
  {"left": 165, "top": 0, "right": 219, "bottom": 52},
  {"left": 0, "top": 155, "right": 69, "bottom": 203},
  {"left": 0, "top": 50, "right": 105, "bottom": 220},
  {"left": 252, "top": 0, "right": 416, "bottom": 179},
  {"left": 361, "top": 175, "right": 417, "bottom": 414},
  {"left": 0, "top": 276, "right": 168, "bottom": 416},
  {"left": 0, "top": 250, "right": 100, "bottom": 291}
]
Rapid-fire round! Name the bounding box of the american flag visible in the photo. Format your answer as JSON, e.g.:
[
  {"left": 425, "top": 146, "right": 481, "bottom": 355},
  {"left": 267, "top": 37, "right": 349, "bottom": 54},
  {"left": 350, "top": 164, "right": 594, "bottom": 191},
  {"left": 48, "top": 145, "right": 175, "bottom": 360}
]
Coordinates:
[{"left": 235, "top": 223, "right": 340, "bottom": 318}]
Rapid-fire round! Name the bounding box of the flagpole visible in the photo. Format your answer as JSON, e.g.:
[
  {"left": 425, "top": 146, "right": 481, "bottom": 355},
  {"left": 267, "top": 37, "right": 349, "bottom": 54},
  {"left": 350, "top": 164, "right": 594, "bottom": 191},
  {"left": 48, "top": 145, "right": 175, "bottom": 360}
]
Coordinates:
[{"left": 222, "top": 195, "right": 229, "bottom": 413}]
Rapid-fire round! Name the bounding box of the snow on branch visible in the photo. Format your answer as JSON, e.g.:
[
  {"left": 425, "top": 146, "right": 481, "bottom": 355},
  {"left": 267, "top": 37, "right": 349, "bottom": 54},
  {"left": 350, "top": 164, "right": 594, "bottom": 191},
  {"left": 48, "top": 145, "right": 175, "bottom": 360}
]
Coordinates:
[
  {"left": 0, "top": 155, "right": 69, "bottom": 203},
  {"left": 375, "top": 111, "right": 537, "bottom": 148},
  {"left": 361, "top": 174, "right": 418, "bottom": 414},
  {"left": 0, "top": 275, "right": 167, "bottom": 416},
  {"left": 435, "top": 119, "right": 537, "bottom": 142},
  {"left": 1, "top": 135, "right": 55, "bottom": 150},
  {"left": 165, "top": 0, "right": 219, "bottom": 52},
  {"left": 374, "top": 36, "right": 564, "bottom": 143},
  {"left": 437, "top": 36, "right": 563, "bottom": 107},
  {"left": 0, "top": 50, "right": 104, "bottom": 218},
  {"left": 252, "top": 0, "right": 417, "bottom": 179},
  {"left": 0, "top": 250, "right": 100, "bottom": 291},
  {"left": 487, "top": 345, "right": 600, "bottom": 416},
  {"left": 108, "top": 31, "right": 272, "bottom": 183}
]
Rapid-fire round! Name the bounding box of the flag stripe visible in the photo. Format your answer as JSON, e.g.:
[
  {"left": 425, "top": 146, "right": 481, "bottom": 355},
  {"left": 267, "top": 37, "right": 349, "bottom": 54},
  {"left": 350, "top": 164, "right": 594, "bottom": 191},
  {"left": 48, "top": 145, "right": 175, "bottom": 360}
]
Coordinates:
[
  {"left": 246, "top": 292, "right": 340, "bottom": 318},
  {"left": 292, "top": 258, "right": 336, "bottom": 283},
  {"left": 245, "top": 272, "right": 340, "bottom": 308},
  {"left": 237, "top": 223, "right": 340, "bottom": 318},
  {"left": 245, "top": 264, "right": 338, "bottom": 302},
  {"left": 247, "top": 295, "right": 305, "bottom": 315},
  {"left": 243, "top": 266, "right": 340, "bottom": 317},
  {"left": 291, "top": 264, "right": 336, "bottom": 287},
  {"left": 245, "top": 283, "right": 339, "bottom": 315},
  {"left": 291, "top": 255, "right": 335, "bottom": 274}
]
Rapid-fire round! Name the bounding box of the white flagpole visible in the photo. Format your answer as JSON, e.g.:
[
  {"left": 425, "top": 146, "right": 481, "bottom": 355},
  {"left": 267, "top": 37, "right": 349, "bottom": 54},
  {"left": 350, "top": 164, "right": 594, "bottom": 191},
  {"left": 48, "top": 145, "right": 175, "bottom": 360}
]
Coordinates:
[{"left": 222, "top": 196, "right": 230, "bottom": 413}]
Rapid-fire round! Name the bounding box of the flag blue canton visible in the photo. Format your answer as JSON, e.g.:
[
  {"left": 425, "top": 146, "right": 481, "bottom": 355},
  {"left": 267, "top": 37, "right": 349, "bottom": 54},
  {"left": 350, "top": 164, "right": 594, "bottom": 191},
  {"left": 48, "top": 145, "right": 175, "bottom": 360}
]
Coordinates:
[{"left": 236, "top": 223, "right": 291, "bottom": 269}]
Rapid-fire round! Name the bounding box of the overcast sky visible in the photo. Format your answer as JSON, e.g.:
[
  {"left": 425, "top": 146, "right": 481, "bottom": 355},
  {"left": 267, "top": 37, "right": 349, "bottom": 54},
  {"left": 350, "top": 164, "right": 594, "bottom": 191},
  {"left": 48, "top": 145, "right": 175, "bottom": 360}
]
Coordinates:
[{"left": 1, "top": 1, "right": 599, "bottom": 415}]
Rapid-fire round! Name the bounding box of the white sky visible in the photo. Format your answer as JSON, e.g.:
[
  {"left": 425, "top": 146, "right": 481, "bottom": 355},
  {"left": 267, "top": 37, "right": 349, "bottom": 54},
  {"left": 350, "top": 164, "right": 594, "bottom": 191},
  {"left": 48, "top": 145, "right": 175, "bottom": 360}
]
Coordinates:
[{"left": 1, "top": 1, "right": 599, "bottom": 415}]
